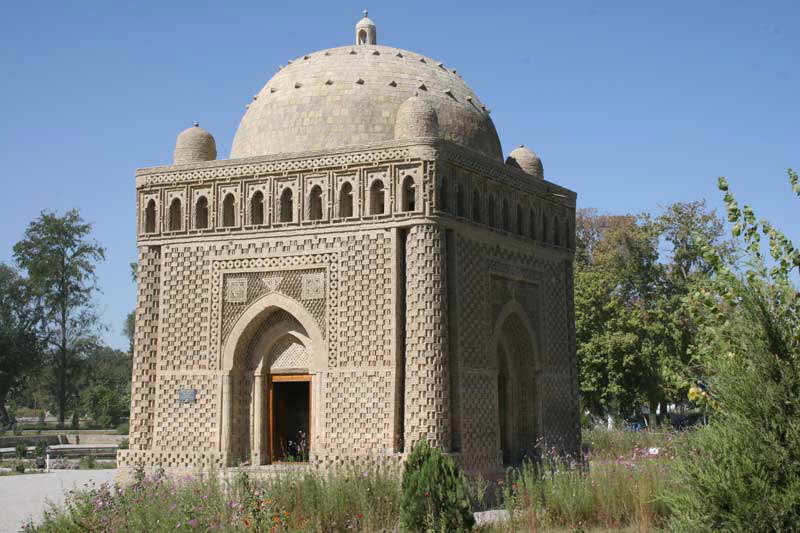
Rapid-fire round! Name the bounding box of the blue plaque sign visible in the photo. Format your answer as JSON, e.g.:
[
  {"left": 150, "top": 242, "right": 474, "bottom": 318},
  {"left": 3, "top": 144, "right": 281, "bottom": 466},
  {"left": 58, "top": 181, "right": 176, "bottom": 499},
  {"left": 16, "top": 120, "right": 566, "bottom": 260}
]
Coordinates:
[{"left": 177, "top": 388, "right": 197, "bottom": 404}]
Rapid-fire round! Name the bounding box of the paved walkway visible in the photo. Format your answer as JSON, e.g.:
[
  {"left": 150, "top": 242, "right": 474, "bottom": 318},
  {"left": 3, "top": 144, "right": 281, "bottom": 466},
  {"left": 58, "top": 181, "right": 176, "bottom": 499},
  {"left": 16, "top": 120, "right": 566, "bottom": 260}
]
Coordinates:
[{"left": 0, "top": 469, "right": 117, "bottom": 532}]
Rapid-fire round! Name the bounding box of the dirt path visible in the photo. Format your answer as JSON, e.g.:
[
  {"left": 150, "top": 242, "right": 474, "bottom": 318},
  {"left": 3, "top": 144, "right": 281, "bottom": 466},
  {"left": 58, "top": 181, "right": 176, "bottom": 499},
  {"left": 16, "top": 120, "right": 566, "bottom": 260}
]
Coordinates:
[{"left": 0, "top": 469, "right": 117, "bottom": 532}]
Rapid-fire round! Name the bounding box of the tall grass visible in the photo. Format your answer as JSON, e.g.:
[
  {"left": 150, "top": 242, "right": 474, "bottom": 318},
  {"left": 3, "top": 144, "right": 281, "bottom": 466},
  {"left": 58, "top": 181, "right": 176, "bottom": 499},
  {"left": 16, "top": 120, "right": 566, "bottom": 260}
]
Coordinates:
[
  {"left": 488, "top": 458, "right": 674, "bottom": 531},
  {"left": 582, "top": 427, "right": 680, "bottom": 460},
  {"left": 26, "top": 466, "right": 403, "bottom": 532},
  {"left": 25, "top": 430, "right": 685, "bottom": 532}
]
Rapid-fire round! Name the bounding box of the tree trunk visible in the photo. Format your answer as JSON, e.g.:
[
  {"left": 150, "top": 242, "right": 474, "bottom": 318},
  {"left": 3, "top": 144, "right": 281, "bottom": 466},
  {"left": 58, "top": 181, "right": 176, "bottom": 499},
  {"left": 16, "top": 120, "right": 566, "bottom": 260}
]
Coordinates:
[
  {"left": 58, "top": 347, "right": 66, "bottom": 427},
  {"left": 59, "top": 269, "right": 68, "bottom": 428},
  {"left": 0, "top": 387, "right": 11, "bottom": 427},
  {"left": 648, "top": 399, "right": 658, "bottom": 429}
]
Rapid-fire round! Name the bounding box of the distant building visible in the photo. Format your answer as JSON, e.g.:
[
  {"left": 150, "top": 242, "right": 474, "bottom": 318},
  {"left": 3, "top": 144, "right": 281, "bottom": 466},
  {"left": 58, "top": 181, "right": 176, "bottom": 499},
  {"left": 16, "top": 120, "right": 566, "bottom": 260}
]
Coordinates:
[{"left": 119, "top": 12, "right": 579, "bottom": 479}]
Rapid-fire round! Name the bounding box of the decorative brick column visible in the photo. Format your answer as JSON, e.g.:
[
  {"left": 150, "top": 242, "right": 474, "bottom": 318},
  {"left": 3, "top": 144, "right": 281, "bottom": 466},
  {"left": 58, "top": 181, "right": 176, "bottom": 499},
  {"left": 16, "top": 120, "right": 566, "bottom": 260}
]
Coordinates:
[
  {"left": 128, "top": 246, "right": 161, "bottom": 451},
  {"left": 404, "top": 224, "right": 450, "bottom": 450}
]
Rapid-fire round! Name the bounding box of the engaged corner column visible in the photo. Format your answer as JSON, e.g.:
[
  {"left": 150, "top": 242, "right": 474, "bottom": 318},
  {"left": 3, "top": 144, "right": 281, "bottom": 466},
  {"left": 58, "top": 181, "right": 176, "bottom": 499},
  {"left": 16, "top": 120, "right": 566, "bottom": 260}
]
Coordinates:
[
  {"left": 403, "top": 223, "right": 451, "bottom": 451},
  {"left": 220, "top": 373, "right": 233, "bottom": 465},
  {"left": 252, "top": 374, "right": 263, "bottom": 465}
]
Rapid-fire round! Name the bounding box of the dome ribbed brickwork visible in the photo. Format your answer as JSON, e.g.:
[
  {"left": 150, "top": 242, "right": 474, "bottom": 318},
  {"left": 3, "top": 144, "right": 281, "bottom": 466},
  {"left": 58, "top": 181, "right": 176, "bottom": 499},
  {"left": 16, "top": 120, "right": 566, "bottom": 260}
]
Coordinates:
[
  {"left": 230, "top": 45, "right": 503, "bottom": 161},
  {"left": 395, "top": 95, "right": 439, "bottom": 139},
  {"left": 506, "top": 145, "right": 544, "bottom": 180},
  {"left": 174, "top": 123, "right": 217, "bottom": 164}
]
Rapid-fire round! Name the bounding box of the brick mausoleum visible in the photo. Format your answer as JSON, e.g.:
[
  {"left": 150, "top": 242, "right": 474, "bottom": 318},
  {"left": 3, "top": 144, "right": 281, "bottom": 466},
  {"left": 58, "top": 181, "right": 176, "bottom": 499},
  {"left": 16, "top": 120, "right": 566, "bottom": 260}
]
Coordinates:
[{"left": 118, "top": 12, "right": 580, "bottom": 480}]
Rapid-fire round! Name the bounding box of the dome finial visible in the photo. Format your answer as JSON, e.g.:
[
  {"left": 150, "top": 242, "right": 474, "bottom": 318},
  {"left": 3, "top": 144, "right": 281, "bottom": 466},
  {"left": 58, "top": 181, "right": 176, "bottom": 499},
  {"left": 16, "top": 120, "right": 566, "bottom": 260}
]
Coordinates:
[{"left": 355, "top": 9, "right": 377, "bottom": 45}]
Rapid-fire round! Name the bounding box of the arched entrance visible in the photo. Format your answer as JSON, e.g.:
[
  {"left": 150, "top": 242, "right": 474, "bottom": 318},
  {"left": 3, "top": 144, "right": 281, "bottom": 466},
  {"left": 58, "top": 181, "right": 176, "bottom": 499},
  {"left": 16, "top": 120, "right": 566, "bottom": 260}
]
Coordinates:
[
  {"left": 492, "top": 304, "right": 541, "bottom": 465},
  {"left": 221, "top": 293, "right": 326, "bottom": 466}
]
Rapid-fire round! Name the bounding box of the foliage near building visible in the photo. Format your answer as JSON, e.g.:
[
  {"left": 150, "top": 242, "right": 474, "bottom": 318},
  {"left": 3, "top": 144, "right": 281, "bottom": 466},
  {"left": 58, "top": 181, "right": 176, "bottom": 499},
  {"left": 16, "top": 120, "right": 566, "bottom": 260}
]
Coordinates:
[
  {"left": 12, "top": 209, "right": 105, "bottom": 426},
  {"left": 575, "top": 201, "right": 732, "bottom": 419},
  {"left": 666, "top": 171, "right": 800, "bottom": 531},
  {"left": 400, "top": 440, "right": 475, "bottom": 531},
  {"left": 0, "top": 264, "right": 44, "bottom": 427}
]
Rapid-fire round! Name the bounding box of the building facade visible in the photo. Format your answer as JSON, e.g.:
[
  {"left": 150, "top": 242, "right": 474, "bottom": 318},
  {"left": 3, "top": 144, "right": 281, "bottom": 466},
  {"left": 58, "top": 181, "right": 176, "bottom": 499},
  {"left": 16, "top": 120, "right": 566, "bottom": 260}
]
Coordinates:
[{"left": 118, "top": 13, "right": 579, "bottom": 479}]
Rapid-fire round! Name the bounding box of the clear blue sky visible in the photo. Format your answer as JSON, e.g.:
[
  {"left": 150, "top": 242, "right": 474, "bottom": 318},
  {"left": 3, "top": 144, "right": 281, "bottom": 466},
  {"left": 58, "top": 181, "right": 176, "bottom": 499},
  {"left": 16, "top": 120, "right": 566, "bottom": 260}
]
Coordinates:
[{"left": 1, "top": 1, "right": 798, "bottom": 350}]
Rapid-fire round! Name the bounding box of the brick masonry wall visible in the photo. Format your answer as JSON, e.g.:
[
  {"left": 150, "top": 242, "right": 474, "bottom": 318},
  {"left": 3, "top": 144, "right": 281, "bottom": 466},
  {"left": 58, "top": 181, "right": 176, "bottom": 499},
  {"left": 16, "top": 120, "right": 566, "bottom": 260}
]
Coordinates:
[
  {"left": 403, "top": 224, "right": 450, "bottom": 450},
  {"left": 121, "top": 144, "right": 578, "bottom": 477}
]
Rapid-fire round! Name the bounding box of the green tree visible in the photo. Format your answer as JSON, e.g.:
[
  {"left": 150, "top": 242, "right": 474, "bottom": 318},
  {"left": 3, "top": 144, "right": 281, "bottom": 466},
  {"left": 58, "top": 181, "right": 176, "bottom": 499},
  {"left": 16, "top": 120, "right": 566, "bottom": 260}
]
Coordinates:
[
  {"left": 574, "top": 211, "right": 663, "bottom": 418},
  {"left": 667, "top": 171, "right": 800, "bottom": 531},
  {"left": 652, "top": 201, "right": 733, "bottom": 403},
  {"left": 122, "top": 262, "right": 137, "bottom": 355},
  {"left": 0, "top": 264, "right": 44, "bottom": 427},
  {"left": 78, "top": 346, "right": 131, "bottom": 427},
  {"left": 575, "top": 203, "right": 732, "bottom": 422},
  {"left": 12, "top": 209, "right": 105, "bottom": 426}
]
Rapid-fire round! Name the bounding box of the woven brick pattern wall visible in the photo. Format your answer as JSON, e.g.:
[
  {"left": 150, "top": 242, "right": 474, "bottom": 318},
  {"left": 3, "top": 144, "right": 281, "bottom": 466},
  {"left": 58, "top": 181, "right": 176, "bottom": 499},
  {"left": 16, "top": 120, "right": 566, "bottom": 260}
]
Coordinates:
[
  {"left": 404, "top": 224, "right": 450, "bottom": 449},
  {"left": 127, "top": 246, "right": 161, "bottom": 451},
  {"left": 452, "top": 235, "right": 579, "bottom": 473}
]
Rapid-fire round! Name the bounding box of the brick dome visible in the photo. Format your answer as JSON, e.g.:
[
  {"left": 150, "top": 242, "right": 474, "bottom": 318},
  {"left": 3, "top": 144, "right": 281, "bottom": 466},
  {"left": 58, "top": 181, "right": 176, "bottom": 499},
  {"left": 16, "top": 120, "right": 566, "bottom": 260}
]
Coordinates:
[
  {"left": 394, "top": 94, "right": 439, "bottom": 139},
  {"left": 174, "top": 123, "right": 216, "bottom": 165},
  {"left": 230, "top": 44, "right": 503, "bottom": 161},
  {"left": 506, "top": 145, "right": 544, "bottom": 180}
]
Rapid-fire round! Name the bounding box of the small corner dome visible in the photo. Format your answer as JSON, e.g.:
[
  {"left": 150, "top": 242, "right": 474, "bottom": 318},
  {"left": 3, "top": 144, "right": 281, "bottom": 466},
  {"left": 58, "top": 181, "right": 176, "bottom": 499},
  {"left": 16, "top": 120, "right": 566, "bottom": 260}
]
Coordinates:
[
  {"left": 173, "top": 122, "right": 217, "bottom": 165},
  {"left": 506, "top": 145, "right": 543, "bottom": 179},
  {"left": 395, "top": 94, "right": 439, "bottom": 139}
]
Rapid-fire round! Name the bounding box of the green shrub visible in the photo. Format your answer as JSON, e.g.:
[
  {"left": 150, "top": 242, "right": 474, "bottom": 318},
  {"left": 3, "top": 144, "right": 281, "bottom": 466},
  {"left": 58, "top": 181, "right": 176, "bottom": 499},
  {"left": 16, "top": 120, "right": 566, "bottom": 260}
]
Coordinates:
[
  {"left": 118, "top": 437, "right": 129, "bottom": 450},
  {"left": 116, "top": 421, "right": 129, "bottom": 435},
  {"left": 13, "top": 406, "right": 37, "bottom": 418},
  {"left": 70, "top": 411, "right": 79, "bottom": 430},
  {"left": 15, "top": 462, "right": 25, "bottom": 474},
  {"left": 666, "top": 281, "right": 800, "bottom": 531},
  {"left": 79, "top": 456, "right": 96, "bottom": 469},
  {"left": 665, "top": 174, "right": 800, "bottom": 532},
  {"left": 400, "top": 440, "right": 474, "bottom": 532},
  {"left": 34, "top": 440, "right": 47, "bottom": 457},
  {"left": 15, "top": 443, "right": 28, "bottom": 459}
]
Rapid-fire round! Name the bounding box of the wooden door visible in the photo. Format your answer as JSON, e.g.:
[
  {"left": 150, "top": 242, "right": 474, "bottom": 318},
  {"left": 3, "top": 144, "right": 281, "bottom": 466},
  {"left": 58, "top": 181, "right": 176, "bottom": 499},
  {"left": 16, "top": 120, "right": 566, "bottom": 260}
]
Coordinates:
[{"left": 268, "top": 374, "right": 312, "bottom": 463}]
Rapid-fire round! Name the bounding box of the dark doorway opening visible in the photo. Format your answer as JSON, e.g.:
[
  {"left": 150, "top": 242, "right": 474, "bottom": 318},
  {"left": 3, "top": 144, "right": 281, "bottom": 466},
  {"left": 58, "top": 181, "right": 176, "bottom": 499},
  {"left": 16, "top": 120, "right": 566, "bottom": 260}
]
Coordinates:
[
  {"left": 269, "top": 376, "right": 310, "bottom": 462},
  {"left": 498, "top": 372, "right": 510, "bottom": 465}
]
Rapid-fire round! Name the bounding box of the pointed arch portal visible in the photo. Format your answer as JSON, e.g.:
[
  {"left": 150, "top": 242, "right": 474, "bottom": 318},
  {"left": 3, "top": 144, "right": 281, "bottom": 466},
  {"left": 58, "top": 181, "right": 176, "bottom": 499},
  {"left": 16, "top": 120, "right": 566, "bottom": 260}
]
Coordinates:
[
  {"left": 491, "top": 302, "right": 542, "bottom": 465},
  {"left": 221, "top": 293, "right": 326, "bottom": 466}
]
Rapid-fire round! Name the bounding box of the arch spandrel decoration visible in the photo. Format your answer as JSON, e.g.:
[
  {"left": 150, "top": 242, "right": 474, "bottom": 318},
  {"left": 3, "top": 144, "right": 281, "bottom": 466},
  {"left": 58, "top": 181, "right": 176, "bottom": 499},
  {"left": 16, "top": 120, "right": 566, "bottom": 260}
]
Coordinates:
[
  {"left": 220, "top": 268, "right": 328, "bottom": 343},
  {"left": 221, "top": 292, "right": 327, "bottom": 374},
  {"left": 209, "top": 252, "right": 339, "bottom": 371}
]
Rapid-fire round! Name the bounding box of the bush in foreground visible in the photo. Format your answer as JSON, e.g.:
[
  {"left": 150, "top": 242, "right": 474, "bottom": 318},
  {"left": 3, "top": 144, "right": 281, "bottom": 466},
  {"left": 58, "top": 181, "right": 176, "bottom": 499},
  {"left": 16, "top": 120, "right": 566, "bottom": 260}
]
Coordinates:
[
  {"left": 666, "top": 277, "right": 800, "bottom": 531},
  {"left": 665, "top": 173, "right": 800, "bottom": 531},
  {"left": 400, "top": 440, "right": 474, "bottom": 532}
]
